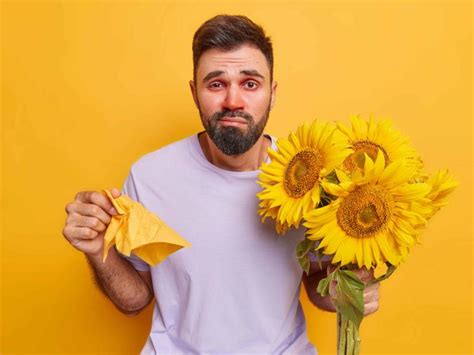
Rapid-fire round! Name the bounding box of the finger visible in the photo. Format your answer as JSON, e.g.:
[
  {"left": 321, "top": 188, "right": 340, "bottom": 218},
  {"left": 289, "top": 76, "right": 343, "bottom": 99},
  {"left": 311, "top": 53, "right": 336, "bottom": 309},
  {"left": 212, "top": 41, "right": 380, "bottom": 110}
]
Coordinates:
[
  {"left": 363, "top": 300, "right": 379, "bottom": 316},
  {"left": 355, "top": 267, "right": 374, "bottom": 283},
  {"left": 363, "top": 283, "right": 380, "bottom": 302},
  {"left": 67, "top": 201, "right": 112, "bottom": 225},
  {"left": 364, "top": 281, "right": 380, "bottom": 293},
  {"left": 68, "top": 214, "right": 107, "bottom": 233},
  {"left": 364, "top": 289, "right": 378, "bottom": 303},
  {"left": 364, "top": 283, "right": 379, "bottom": 295},
  {"left": 63, "top": 225, "right": 98, "bottom": 241},
  {"left": 75, "top": 191, "right": 117, "bottom": 215},
  {"left": 110, "top": 187, "right": 121, "bottom": 199},
  {"left": 357, "top": 266, "right": 371, "bottom": 277}
]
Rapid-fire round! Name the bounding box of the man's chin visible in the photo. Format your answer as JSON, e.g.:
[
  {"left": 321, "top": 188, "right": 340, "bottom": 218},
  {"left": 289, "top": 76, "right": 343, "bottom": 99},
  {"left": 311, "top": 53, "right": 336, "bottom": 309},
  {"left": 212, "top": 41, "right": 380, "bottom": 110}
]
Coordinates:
[
  {"left": 217, "top": 124, "right": 248, "bottom": 135},
  {"left": 210, "top": 131, "right": 255, "bottom": 156}
]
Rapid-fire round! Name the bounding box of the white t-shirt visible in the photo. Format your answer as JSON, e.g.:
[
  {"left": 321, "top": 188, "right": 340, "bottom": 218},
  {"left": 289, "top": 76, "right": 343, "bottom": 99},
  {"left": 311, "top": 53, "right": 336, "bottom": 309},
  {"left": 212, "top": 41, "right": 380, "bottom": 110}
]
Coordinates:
[{"left": 119, "top": 132, "right": 318, "bottom": 354}]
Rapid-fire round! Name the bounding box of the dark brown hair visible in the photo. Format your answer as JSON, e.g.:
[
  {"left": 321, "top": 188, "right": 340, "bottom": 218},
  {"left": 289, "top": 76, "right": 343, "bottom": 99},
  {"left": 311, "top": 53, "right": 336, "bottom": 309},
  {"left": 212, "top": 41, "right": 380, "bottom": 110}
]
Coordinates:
[{"left": 192, "top": 15, "right": 274, "bottom": 82}]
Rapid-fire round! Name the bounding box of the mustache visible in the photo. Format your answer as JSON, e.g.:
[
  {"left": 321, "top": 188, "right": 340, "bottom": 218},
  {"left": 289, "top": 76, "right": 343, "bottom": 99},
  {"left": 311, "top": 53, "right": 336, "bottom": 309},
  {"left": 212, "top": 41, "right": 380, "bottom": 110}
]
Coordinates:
[{"left": 211, "top": 110, "right": 253, "bottom": 122}]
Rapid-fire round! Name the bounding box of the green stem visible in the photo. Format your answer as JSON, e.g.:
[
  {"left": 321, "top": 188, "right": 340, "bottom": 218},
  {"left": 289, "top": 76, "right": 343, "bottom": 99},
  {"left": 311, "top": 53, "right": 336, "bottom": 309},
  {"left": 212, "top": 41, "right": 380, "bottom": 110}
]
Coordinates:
[
  {"left": 346, "top": 318, "right": 354, "bottom": 354},
  {"left": 337, "top": 311, "right": 340, "bottom": 350},
  {"left": 337, "top": 312, "right": 361, "bottom": 355},
  {"left": 353, "top": 320, "right": 361, "bottom": 354},
  {"left": 337, "top": 311, "right": 347, "bottom": 355}
]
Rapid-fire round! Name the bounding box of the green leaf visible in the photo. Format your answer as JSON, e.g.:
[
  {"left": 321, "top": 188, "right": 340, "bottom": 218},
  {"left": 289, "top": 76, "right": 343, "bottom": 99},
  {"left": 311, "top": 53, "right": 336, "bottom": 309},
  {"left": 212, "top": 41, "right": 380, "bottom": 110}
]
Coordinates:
[
  {"left": 298, "top": 254, "right": 310, "bottom": 274},
  {"left": 296, "top": 238, "right": 316, "bottom": 274},
  {"left": 334, "top": 269, "right": 365, "bottom": 329},
  {"left": 316, "top": 273, "right": 334, "bottom": 297},
  {"left": 296, "top": 238, "right": 315, "bottom": 258}
]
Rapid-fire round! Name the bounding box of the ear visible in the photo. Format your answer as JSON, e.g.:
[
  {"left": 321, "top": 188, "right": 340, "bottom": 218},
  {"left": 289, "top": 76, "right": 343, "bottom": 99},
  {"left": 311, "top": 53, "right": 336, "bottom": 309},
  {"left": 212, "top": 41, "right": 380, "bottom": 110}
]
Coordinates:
[
  {"left": 189, "top": 80, "right": 199, "bottom": 108},
  {"left": 270, "top": 81, "right": 278, "bottom": 110}
]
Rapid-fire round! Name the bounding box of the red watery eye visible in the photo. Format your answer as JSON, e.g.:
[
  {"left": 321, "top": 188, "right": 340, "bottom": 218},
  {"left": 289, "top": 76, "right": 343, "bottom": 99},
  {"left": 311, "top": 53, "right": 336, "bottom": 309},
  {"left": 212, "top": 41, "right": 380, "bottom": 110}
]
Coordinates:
[
  {"left": 209, "top": 82, "right": 224, "bottom": 89},
  {"left": 245, "top": 80, "right": 259, "bottom": 89}
]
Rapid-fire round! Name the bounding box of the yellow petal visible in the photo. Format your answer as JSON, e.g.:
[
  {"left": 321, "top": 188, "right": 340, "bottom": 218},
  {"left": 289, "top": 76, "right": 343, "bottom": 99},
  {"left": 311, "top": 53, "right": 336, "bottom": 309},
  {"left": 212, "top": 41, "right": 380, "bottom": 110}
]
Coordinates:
[
  {"left": 322, "top": 181, "right": 347, "bottom": 197},
  {"left": 324, "top": 229, "right": 346, "bottom": 254},
  {"left": 337, "top": 121, "right": 355, "bottom": 141},
  {"left": 370, "top": 237, "right": 381, "bottom": 264},
  {"left": 373, "top": 149, "right": 385, "bottom": 176},
  {"left": 362, "top": 239, "right": 373, "bottom": 269},
  {"left": 393, "top": 183, "right": 430, "bottom": 201},
  {"left": 391, "top": 226, "right": 415, "bottom": 247},
  {"left": 355, "top": 238, "right": 364, "bottom": 268},
  {"left": 375, "top": 233, "right": 399, "bottom": 265}
]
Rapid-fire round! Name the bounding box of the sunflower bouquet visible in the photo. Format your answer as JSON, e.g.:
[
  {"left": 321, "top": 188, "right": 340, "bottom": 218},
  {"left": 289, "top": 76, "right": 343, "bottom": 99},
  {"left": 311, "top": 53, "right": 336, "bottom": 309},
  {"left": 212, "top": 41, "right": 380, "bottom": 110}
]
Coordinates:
[{"left": 256, "top": 116, "right": 457, "bottom": 355}]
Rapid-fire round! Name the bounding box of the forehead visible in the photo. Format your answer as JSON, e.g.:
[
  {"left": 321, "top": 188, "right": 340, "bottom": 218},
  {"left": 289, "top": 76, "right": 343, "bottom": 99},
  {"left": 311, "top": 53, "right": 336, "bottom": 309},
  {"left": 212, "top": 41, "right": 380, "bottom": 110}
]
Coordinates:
[{"left": 196, "top": 44, "right": 270, "bottom": 81}]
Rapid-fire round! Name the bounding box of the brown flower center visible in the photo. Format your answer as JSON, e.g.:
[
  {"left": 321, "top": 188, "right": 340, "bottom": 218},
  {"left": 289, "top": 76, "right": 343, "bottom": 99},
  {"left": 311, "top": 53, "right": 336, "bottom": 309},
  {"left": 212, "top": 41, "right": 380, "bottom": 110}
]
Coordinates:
[
  {"left": 284, "top": 149, "right": 323, "bottom": 198},
  {"left": 343, "top": 141, "right": 389, "bottom": 172},
  {"left": 337, "top": 184, "right": 392, "bottom": 237}
]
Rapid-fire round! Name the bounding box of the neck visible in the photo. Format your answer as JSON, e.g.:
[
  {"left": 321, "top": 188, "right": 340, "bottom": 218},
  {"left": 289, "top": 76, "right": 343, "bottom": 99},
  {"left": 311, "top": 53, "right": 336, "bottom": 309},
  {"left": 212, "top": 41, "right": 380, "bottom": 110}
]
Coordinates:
[{"left": 198, "top": 131, "right": 272, "bottom": 172}]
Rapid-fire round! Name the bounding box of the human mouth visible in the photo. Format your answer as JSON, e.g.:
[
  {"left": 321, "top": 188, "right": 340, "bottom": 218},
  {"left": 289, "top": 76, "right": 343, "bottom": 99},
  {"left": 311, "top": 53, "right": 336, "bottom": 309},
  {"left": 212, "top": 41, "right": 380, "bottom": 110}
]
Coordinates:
[{"left": 219, "top": 117, "right": 248, "bottom": 127}]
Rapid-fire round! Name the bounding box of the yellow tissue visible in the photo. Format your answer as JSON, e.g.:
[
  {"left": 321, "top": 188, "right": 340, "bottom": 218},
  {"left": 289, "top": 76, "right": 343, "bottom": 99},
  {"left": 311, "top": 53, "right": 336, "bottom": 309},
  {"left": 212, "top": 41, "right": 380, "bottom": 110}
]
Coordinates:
[{"left": 101, "top": 189, "right": 191, "bottom": 266}]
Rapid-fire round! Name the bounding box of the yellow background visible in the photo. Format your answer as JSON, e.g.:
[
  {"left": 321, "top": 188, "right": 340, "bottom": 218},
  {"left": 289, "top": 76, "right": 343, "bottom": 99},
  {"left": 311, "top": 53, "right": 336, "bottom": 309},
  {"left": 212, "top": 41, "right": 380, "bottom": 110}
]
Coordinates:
[{"left": 2, "top": 1, "right": 472, "bottom": 354}]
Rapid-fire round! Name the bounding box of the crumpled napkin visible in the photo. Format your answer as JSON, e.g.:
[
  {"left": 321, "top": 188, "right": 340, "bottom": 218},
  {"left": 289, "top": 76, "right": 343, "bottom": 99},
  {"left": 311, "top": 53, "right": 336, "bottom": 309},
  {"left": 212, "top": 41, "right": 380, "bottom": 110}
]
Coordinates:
[{"left": 101, "top": 189, "right": 191, "bottom": 266}]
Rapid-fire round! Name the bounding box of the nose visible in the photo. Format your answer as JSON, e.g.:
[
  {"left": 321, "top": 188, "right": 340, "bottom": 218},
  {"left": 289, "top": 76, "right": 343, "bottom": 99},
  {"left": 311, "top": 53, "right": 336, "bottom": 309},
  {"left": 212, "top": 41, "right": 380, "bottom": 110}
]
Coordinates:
[{"left": 223, "top": 84, "right": 244, "bottom": 111}]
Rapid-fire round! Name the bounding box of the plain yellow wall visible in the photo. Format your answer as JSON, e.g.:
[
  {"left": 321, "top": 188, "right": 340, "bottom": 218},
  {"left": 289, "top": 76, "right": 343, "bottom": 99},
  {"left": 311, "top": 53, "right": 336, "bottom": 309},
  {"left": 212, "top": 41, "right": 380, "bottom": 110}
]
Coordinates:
[{"left": 2, "top": 1, "right": 472, "bottom": 354}]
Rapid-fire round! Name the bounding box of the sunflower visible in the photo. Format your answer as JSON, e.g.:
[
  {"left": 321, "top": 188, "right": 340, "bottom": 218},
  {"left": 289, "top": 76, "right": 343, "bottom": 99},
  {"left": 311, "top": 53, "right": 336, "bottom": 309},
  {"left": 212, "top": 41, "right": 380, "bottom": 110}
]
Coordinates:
[
  {"left": 336, "top": 115, "right": 423, "bottom": 175},
  {"left": 425, "top": 170, "right": 458, "bottom": 210},
  {"left": 304, "top": 151, "right": 431, "bottom": 268},
  {"left": 411, "top": 169, "right": 458, "bottom": 224},
  {"left": 257, "top": 120, "right": 352, "bottom": 234}
]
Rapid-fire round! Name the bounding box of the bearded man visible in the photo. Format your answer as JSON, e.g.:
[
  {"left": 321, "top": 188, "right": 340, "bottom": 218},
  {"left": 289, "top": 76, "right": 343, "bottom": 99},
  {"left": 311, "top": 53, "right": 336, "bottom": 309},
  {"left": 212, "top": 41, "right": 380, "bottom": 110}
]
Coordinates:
[{"left": 63, "top": 15, "right": 379, "bottom": 354}]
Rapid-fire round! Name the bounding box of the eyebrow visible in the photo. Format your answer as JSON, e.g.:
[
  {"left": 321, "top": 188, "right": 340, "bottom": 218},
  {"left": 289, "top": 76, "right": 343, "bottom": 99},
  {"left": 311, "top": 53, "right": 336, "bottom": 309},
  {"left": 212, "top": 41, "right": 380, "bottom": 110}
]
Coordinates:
[
  {"left": 240, "top": 69, "right": 264, "bottom": 79},
  {"left": 202, "top": 70, "right": 224, "bottom": 83},
  {"left": 202, "top": 69, "right": 265, "bottom": 83}
]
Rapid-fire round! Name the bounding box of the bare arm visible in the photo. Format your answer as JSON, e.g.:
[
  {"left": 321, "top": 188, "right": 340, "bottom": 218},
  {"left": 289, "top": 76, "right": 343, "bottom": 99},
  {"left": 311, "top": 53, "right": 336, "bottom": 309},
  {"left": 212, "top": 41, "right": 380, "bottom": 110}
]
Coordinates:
[
  {"left": 86, "top": 247, "right": 153, "bottom": 316},
  {"left": 63, "top": 189, "right": 153, "bottom": 316}
]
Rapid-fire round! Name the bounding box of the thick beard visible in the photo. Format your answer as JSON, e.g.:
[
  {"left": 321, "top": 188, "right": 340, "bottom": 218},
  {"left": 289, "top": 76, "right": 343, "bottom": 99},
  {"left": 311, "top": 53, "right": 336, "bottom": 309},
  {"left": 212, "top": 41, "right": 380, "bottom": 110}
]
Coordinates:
[{"left": 198, "top": 102, "right": 271, "bottom": 156}]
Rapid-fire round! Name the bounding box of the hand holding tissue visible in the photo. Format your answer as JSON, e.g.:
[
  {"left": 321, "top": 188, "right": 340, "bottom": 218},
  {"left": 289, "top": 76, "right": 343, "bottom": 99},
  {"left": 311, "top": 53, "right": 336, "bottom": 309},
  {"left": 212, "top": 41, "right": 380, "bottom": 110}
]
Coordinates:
[{"left": 101, "top": 189, "right": 191, "bottom": 266}]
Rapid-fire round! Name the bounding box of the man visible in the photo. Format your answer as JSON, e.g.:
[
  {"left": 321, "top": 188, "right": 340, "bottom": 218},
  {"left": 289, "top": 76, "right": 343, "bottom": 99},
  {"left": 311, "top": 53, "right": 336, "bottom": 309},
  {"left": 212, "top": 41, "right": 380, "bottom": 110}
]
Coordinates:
[{"left": 63, "top": 15, "right": 379, "bottom": 354}]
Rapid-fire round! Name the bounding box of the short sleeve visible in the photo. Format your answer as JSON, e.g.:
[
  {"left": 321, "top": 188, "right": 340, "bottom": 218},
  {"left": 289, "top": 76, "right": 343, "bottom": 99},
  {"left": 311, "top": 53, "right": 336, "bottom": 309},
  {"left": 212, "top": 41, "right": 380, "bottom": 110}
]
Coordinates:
[
  {"left": 115, "top": 169, "right": 151, "bottom": 272},
  {"left": 120, "top": 169, "right": 140, "bottom": 201}
]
